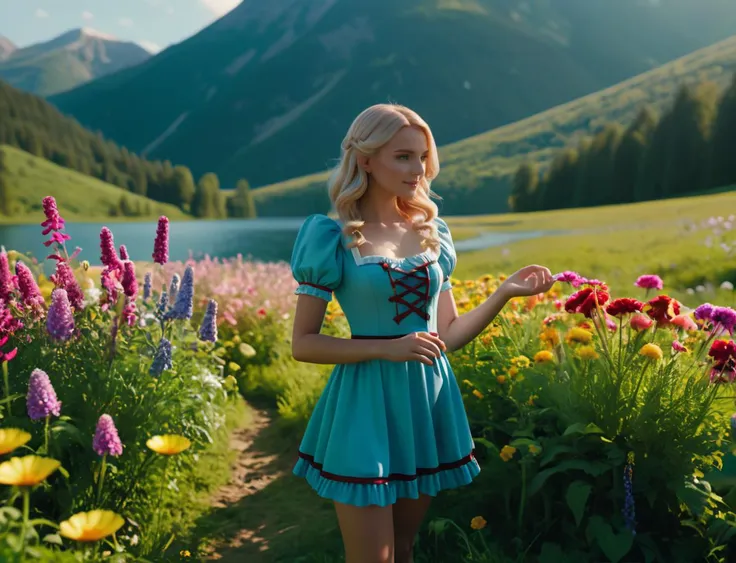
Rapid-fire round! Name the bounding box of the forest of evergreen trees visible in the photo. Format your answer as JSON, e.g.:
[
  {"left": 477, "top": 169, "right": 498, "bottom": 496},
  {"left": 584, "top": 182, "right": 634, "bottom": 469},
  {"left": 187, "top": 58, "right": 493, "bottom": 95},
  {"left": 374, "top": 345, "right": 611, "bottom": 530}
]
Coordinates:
[
  {"left": 0, "top": 80, "right": 256, "bottom": 219},
  {"left": 510, "top": 72, "right": 736, "bottom": 212}
]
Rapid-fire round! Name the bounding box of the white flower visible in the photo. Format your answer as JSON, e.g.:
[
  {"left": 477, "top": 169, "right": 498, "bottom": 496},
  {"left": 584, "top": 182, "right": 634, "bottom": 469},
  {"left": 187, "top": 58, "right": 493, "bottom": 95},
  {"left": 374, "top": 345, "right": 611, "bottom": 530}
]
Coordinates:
[{"left": 721, "top": 281, "right": 734, "bottom": 291}]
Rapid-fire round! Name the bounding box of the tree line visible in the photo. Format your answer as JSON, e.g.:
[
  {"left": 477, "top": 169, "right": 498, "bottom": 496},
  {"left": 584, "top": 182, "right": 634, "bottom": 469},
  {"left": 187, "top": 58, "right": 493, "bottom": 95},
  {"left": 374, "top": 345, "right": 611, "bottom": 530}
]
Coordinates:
[
  {"left": 0, "top": 80, "right": 256, "bottom": 219},
  {"left": 510, "top": 72, "right": 736, "bottom": 212}
]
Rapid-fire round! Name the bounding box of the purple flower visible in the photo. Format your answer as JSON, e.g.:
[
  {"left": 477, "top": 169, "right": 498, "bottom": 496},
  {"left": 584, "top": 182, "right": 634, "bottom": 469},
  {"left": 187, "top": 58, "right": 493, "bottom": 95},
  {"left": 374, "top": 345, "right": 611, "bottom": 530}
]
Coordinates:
[
  {"left": 119, "top": 245, "right": 129, "bottom": 261},
  {"left": 166, "top": 266, "right": 193, "bottom": 320},
  {"left": 100, "top": 267, "right": 120, "bottom": 307},
  {"left": 0, "top": 252, "right": 14, "bottom": 303},
  {"left": 99, "top": 227, "right": 122, "bottom": 272},
  {"left": 152, "top": 216, "right": 169, "bottom": 265},
  {"left": 143, "top": 272, "right": 152, "bottom": 301},
  {"left": 198, "top": 299, "right": 218, "bottom": 342},
  {"left": 47, "top": 289, "right": 75, "bottom": 341},
  {"left": 150, "top": 337, "right": 173, "bottom": 376},
  {"left": 27, "top": 368, "right": 61, "bottom": 421},
  {"left": 121, "top": 261, "right": 138, "bottom": 299},
  {"left": 634, "top": 275, "right": 663, "bottom": 290},
  {"left": 168, "top": 273, "right": 180, "bottom": 303},
  {"left": 553, "top": 271, "right": 582, "bottom": 285},
  {"left": 93, "top": 414, "right": 123, "bottom": 457},
  {"left": 15, "top": 261, "right": 45, "bottom": 313},
  {"left": 694, "top": 303, "right": 714, "bottom": 323},
  {"left": 622, "top": 455, "right": 636, "bottom": 535},
  {"left": 157, "top": 287, "right": 168, "bottom": 314},
  {"left": 711, "top": 306, "right": 736, "bottom": 334},
  {"left": 41, "top": 196, "right": 65, "bottom": 234},
  {"left": 50, "top": 262, "right": 85, "bottom": 310}
]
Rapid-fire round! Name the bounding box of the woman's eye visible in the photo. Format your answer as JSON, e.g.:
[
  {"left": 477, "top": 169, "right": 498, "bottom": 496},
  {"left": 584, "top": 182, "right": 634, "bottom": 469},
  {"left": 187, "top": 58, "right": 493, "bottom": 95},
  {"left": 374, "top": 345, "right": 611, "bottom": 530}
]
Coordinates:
[
  {"left": 397, "top": 155, "right": 409, "bottom": 160},
  {"left": 421, "top": 155, "right": 428, "bottom": 162}
]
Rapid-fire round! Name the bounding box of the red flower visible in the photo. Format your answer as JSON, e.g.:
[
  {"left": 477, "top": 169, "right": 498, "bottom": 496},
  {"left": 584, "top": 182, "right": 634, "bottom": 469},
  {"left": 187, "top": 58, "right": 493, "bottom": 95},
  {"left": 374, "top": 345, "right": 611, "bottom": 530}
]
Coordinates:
[
  {"left": 606, "top": 298, "right": 645, "bottom": 317},
  {"left": 564, "top": 287, "right": 610, "bottom": 318},
  {"left": 643, "top": 295, "right": 680, "bottom": 324},
  {"left": 708, "top": 340, "right": 736, "bottom": 383}
]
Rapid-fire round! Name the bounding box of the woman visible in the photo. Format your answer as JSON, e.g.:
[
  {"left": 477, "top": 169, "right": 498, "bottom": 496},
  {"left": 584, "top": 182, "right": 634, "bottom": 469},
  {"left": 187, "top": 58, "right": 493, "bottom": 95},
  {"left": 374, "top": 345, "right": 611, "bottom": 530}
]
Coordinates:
[{"left": 290, "top": 103, "right": 555, "bottom": 563}]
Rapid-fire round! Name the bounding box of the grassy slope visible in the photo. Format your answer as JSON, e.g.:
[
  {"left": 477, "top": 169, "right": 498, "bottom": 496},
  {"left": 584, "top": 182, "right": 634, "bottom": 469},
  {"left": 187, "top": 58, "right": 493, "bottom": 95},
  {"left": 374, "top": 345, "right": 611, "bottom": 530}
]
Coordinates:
[
  {"left": 0, "top": 145, "right": 189, "bottom": 223},
  {"left": 252, "top": 35, "right": 736, "bottom": 214},
  {"left": 450, "top": 189, "right": 736, "bottom": 298}
]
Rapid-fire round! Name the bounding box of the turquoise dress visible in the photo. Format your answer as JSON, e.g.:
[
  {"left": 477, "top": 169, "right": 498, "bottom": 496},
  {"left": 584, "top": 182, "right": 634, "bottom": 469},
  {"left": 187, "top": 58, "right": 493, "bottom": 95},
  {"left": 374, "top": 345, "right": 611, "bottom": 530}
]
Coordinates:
[{"left": 290, "top": 214, "right": 480, "bottom": 507}]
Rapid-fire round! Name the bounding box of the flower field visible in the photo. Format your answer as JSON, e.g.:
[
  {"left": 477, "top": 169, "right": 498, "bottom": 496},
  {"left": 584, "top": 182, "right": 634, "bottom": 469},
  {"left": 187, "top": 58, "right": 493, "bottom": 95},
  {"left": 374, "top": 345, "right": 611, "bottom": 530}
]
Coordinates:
[{"left": 0, "top": 195, "right": 734, "bottom": 562}]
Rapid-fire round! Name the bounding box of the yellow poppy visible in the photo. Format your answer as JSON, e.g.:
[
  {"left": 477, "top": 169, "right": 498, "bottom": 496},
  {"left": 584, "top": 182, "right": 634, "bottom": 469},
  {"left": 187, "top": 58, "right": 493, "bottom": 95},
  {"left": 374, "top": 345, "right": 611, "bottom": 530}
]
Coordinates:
[
  {"left": 639, "top": 343, "right": 663, "bottom": 360},
  {"left": 500, "top": 445, "right": 516, "bottom": 462},
  {"left": 576, "top": 346, "right": 599, "bottom": 360},
  {"left": 146, "top": 435, "right": 191, "bottom": 455},
  {"left": 60, "top": 510, "right": 125, "bottom": 542},
  {"left": 0, "top": 429, "right": 32, "bottom": 455},
  {"left": 567, "top": 327, "right": 593, "bottom": 344},
  {"left": 534, "top": 350, "right": 555, "bottom": 363},
  {"left": 0, "top": 455, "right": 60, "bottom": 486},
  {"left": 470, "top": 515, "right": 487, "bottom": 530}
]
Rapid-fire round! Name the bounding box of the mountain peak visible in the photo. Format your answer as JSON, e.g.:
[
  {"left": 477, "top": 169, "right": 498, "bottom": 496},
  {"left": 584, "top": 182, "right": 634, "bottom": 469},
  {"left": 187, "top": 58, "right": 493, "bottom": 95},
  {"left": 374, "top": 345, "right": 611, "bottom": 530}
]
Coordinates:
[
  {"left": 0, "top": 36, "right": 16, "bottom": 61},
  {"left": 78, "top": 27, "right": 120, "bottom": 42}
]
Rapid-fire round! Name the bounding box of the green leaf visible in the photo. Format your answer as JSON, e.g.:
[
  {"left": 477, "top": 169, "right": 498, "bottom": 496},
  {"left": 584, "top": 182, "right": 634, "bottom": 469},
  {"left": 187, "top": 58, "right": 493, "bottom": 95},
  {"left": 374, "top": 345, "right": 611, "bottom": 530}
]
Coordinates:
[
  {"left": 529, "top": 460, "right": 610, "bottom": 496},
  {"left": 472, "top": 437, "right": 497, "bottom": 452},
  {"left": 539, "top": 444, "right": 577, "bottom": 467},
  {"left": 563, "top": 422, "right": 604, "bottom": 436},
  {"left": 587, "top": 516, "right": 634, "bottom": 563},
  {"left": 510, "top": 438, "right": 538, "bottom": 448},
  {"left": 42, "top": 533, "right": 63, "bottom": 545},
  {"left": 539, "top": 543, "right": 565, "bottom": 563},
  {"left": 566, "top": 480, "right": 592, "bottom": 527}
]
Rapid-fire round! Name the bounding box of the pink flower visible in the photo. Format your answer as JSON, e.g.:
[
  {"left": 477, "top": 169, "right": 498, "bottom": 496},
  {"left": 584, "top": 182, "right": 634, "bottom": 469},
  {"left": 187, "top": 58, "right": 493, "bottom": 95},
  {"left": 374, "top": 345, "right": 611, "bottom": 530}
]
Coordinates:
[
  {"left": 41, "top": 196, "right": 65, "bottom": 234},
  {"left": 672, "top": 340, "right": 687, "bottom": 353},
  {"left": 635, "top": 275, "right": 663, "bottom": 290},
  {"left": 93, "top": 414, "right": 123, "bottom": 457},
  {"left": 99, "top": 227, "right": 123, "bottom": 272},
  {"left": 14, "top": 261, "right": 45, "bottom": 314},
  {"left": 630, "top": 314, "right": 653, "bottom": 331},
  {"left": 50, "top": 262, "right": 85, "bottom": 310},
  {"left": 0, "top": 252, "right": 14, "bottom": 303},
  {"left": 671, "top": 314, "right": 697, "bottom": 331},
  {"left": 121, "top": 262, "right": 138, "bottom": 299},
  {"left": 553, "top": 271, "right": 582, "bottom": 285},
  {"left": 119, "top": 245, "right": 129, "bottom": 261},
  {"left": 152, "top": 216, "right": 170, "bottom": 265}
]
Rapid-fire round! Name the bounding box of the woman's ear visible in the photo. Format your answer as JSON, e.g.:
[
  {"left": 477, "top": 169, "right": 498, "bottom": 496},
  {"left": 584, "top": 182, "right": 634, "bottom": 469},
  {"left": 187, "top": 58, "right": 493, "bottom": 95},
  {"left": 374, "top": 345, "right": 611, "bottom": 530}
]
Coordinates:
[{"left": 357, "top": 154, "right": 371, "bottom": 174}]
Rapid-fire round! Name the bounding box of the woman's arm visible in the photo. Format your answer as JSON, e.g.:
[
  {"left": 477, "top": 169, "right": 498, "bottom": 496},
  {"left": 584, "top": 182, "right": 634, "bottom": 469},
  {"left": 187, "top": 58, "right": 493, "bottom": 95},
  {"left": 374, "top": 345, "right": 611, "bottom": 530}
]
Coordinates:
[
  {"left": 437, "top": 264, "right": 555, "bottom": 353},
  {"left": 291, "top": 295, "right": 384, "bottom": 364},
  {"left": 436, "top": 286, "right": 512, "bottom": 353}
]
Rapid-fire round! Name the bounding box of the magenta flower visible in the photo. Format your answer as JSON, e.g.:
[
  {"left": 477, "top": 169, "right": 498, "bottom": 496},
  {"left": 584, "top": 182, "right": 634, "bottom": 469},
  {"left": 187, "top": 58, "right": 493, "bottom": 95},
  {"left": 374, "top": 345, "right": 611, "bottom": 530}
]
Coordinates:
[
  {"left": 50, "top": 262, "right": 85, "bottom": 310},
  {"left": 27, "top": 368, "right": 61, "bottom": 421},
  {"left": 634, "top": 275, "right": 663, "bottom": 290},
  {"left": 122, "top": 301, "right": 137, "bottom": 327},
  {"left": 119, "top": 245, "right": 129, "bottom": 260},
  {"left": 15, "top": 261, "right": 45, "bottom": 313},
  {"left": 99, "top": 227, "right": 123, "bottom": 271},
  {"left": 47, "top": 289, "right": 75, "bottom": 341},
  {"left": 672, "top": 340, "right": 687, "bottom": 353},
  {"left": 0, "top": 252, "right": 14, "bottom": 303},
  {"left": 694, "top": 303, "right": 714, "bottom": 323},
  {"left": 152, "top": 216, "right": 169, "bottom": 265},
  {"left": 711, "top": 306, "right": 736, "bottom": 334},
  {"left": 41, "top": 196, "right": 65, "bottom": 234},
  {"left": 0, "top": 301, "right": 23, "bottom": 338},
  {"left": 553, "top": 271, "right": 582, "bottom": 285},
  {"left": 93, "top": 414, "right": 123, "bottom": 457},
  {"left": 0, "top": 335, "right": 17, "bottom": 363},
  {"left": 121, "top": 261, "right": 138, "bottom": 299}
]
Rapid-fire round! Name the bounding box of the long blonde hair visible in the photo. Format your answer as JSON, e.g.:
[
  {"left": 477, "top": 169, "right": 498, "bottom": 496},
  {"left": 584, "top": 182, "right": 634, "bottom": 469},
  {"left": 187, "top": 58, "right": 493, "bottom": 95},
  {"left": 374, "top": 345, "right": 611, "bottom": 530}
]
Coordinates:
[{"left": 328, "top": 103, "right": 442, "bottom": 252}]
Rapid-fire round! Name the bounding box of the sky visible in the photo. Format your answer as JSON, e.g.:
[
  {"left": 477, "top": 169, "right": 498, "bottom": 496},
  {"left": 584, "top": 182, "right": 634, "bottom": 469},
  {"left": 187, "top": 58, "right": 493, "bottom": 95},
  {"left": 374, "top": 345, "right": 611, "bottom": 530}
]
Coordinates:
[{"left": 0, "top": 0, "right": 242, "bottom": 54}]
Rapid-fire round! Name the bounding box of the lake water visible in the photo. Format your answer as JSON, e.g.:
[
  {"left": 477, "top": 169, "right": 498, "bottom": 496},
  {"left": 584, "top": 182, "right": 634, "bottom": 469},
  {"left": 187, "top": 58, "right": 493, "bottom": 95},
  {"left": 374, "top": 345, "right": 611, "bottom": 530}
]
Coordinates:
[{"left": 0, "top": 218, "right": 548, "bottom": 267}]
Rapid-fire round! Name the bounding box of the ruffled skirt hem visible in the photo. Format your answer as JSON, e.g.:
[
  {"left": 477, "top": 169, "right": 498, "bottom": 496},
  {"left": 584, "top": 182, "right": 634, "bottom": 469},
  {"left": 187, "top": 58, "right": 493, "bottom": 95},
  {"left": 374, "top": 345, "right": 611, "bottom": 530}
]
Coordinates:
[{"left": 292, "top": 452, "right": 481, "bottom": 507}]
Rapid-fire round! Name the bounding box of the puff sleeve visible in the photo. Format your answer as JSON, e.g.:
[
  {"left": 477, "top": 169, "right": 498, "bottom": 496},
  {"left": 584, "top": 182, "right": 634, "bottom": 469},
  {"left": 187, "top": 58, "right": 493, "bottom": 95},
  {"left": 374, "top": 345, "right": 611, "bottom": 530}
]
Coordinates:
[
  {"left": 290, "top": 214, "right": 344, "bottom": 302},
  {"left": 435, "top": 217, "right": 456, "bottom": 292}
]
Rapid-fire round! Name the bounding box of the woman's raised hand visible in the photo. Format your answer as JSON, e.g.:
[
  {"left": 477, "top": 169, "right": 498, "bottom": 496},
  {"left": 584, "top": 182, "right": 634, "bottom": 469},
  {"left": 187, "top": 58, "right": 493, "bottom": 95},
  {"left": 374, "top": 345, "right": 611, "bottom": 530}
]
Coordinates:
[
  {"left": 499, "top": 264, "right": 555, "bottom": 299},
  {"left": 384, "top": 332, "right": 447, "bottom": 366}
]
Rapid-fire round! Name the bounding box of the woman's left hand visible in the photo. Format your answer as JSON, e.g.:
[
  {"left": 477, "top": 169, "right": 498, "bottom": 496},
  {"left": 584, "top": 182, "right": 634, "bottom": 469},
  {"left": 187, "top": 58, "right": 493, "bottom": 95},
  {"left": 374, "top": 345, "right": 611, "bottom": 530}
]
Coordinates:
[{"left": 499, "top": 264, "right": 555, "bottom": 299}]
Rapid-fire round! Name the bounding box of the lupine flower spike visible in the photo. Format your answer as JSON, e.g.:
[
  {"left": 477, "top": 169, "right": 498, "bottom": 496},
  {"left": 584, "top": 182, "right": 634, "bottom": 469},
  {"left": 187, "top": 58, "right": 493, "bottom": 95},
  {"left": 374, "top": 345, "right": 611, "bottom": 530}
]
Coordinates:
[
  {"left": 198, "top": 299, "right": 218, "bottom": 342},
  {"left": 152, "top": 216, "right": 169, "bottom": 265}
]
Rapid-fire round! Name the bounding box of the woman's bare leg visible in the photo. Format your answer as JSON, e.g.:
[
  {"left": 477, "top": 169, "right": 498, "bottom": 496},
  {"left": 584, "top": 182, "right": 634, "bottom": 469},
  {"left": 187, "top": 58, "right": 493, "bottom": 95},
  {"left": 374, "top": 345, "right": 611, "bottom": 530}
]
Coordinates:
[
  {"left": 392, "top": 494, "right": 433, "bottom": 563},
  {"left": 334, "top": 501, "right": 395, "bottom": 563}
]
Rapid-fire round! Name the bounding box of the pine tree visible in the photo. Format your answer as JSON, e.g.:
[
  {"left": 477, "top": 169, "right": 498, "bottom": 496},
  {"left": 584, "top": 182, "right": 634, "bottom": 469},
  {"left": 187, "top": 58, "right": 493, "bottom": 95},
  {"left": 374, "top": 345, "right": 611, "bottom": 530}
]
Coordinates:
[
  {"left": 228, "top": 179, "right": 258, "bottom": 218},
  {"left": 613, "top": 106, "right": 657, "bottom": 204},
  {"left": 193, "top": 173, "right": 219, "bottom": 218},
  {"left": 0, "top": 150, "right": 11, "bottom": 215},
  {"left": 172, "top": 166, "right": 196, "bottom": 210},
  {"left": 709, "top": 73, "right": 736, "bottom": 189},
  {"left": 509, "top": 162, "right": 539, "bottom": 212},
  {"left": 540, "top": 148, "right": 579, "bottom": 210}
]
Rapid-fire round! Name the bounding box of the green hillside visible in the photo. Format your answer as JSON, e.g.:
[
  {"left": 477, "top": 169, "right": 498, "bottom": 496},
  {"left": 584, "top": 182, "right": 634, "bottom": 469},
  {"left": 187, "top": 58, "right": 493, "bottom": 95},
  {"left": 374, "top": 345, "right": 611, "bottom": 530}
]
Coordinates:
[
  {"left": 252, "top": 34, "right": 736, "bottom": 217},
  {"left": 50, "top": 0, "right": 736, "bottom": 189},
  {"left": 0, "top": 145, "right": 188, "bottom": 223}
]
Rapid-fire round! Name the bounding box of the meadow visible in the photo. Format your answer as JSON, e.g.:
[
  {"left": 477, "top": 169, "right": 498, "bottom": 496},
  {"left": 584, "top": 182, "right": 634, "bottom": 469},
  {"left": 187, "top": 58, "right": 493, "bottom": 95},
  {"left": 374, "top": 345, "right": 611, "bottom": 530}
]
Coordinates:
[{"left": 0, "top": 191, "right": 733, "bottom": 562}]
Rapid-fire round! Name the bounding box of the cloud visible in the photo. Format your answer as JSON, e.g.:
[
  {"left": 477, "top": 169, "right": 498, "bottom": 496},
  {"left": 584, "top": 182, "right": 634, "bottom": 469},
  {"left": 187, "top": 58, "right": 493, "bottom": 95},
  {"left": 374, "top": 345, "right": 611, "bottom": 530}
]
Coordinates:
[
  {"left": 35, "top": 8, "right": 49, "bottom": 18},
  {"left": 200, "top": 0, "right": 241, "bottom": 17},
  {"left": 82, "top": 11, "right": 94, "bottom": 21},
  {"left": 137, "top": 40, "right": 161, "bottom": 54},
  {"left": 118, "top": 17, "right": 134, "bottom": 27}
]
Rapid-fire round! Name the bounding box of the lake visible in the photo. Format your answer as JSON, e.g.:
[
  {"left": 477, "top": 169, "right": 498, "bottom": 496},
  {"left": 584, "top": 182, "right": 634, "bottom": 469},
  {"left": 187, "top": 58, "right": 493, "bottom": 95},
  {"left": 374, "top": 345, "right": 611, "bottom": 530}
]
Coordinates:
[{"left": 0, "top": 218, "right": 548, "bottom": 268}]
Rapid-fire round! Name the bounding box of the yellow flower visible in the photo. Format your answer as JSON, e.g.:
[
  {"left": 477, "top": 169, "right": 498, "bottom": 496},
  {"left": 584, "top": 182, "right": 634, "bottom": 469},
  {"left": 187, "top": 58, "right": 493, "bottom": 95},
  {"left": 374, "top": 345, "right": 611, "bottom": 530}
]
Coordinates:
[
  {"left": 500, "top": 445, "right": 516, "bottom": 462},
  {"left": 567, "top": 327, "right": 593, "bottom": 344},
  {"left": 576, "top": 346, "right": 599, "bottom": 360},
  {"left": 0, "top": 456, "right": 60, "bottom": 486},
  {"left": 527, "top": 394, "right": 538, "bottom": 405},
  {"left": 512, "top": 355, "right": 531, "bottom": 368},
  {"left": 472, "top": 389, "right": 484, "bottom": 399},
  {"left": 0, "top": 429, "right": 32, "bottom": 455},
  {"left": 224, "top": 375, "right": 238, "bottom": 391},
  {"left": 470, "top": 515, "right": 487, "bottom": 530},
  {"left": 528, "top": 444, "right": 541, "bottom": 455},
  {"left": 146, "top": 435, "right": 191, "bottom": 456},
  {"left": 534, "top": 350, "right": 554, "bottom": 363},
  {"left": 180, "top": 550, "right": 192, "bottom": 558},
  {"left": 496, "top": 375, "right": 506, "bottom": 384},
  {"left": 59, "top": 510, "right": 124, "bottom": 542},
  {"left": 508, "top": 366, "right": 519, "bottom": 377},
  {"left": 539, "top": 328, "right": 560, "bottom": 347},
  {"left": 639, "top": 343, "right": 663, "bottom": 360}
]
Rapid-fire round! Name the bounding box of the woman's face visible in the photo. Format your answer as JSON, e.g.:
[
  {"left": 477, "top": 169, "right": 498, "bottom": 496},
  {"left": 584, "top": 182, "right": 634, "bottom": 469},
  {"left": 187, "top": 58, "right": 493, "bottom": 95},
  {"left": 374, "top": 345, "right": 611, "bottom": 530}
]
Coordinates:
[{"left": 362, "top": 126, "right": 428, "bottom": 200}]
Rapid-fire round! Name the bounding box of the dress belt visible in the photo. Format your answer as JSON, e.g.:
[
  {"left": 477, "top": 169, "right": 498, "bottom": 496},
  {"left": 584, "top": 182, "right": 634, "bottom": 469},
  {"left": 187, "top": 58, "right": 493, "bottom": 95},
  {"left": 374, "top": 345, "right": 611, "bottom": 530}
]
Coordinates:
[{"left": 350, "top": 334, "right": 410, "bottom": 339}]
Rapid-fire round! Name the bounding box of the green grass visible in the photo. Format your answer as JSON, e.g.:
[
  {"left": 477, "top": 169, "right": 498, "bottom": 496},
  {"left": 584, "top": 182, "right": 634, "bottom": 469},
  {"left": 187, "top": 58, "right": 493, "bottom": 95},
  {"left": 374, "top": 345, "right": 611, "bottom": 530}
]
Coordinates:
[
  {"left": 448, "top": 189, "right": 736, "bottom": 298},
  {"left": 0, "top": 144, "right": 190, "bottom": 223},
  {"left": 253, "top": 35, "right": 736, "bottom": 214}
]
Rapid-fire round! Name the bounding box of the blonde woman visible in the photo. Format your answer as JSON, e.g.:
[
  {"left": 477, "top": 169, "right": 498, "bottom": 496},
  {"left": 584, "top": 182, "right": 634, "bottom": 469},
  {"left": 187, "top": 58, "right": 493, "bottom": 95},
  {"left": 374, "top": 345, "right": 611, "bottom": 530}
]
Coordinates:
[{"left": 290, "top": 103, "right": 554, "bottom": 563}]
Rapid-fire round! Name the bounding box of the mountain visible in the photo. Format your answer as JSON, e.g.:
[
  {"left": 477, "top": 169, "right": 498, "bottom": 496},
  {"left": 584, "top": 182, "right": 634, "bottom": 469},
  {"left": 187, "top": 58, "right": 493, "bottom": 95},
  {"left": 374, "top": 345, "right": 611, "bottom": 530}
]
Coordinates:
[
  {"left": 0, "top": 37, "right": 15, "bottom": 61},
  {"left": 50, "top": 0, "right": 736, "bottom": 189},
  {"left": 0, "top": 28, "right": 151, "bottom": 97},
  {"left": 251, "top": 34, "right": 736, "bottom": 217}
]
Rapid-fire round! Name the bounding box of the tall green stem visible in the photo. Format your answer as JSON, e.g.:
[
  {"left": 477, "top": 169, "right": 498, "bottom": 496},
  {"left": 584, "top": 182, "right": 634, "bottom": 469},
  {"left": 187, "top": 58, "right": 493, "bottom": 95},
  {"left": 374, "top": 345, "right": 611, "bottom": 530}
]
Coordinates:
[
  {"left": 43, "top": 416, "right": 50, "bottom": 454},
  {"left": 21, "top": 487, "right": 30, "bottom": 550},
  {"left": 517, "top": 461, "right": 527, "bottom": 536},
  {"left": 154, "top": 457, "right": 171, "bottom": 544},
  {"left": 96, "top": 454, "right": 108, "bottom": 506}
]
